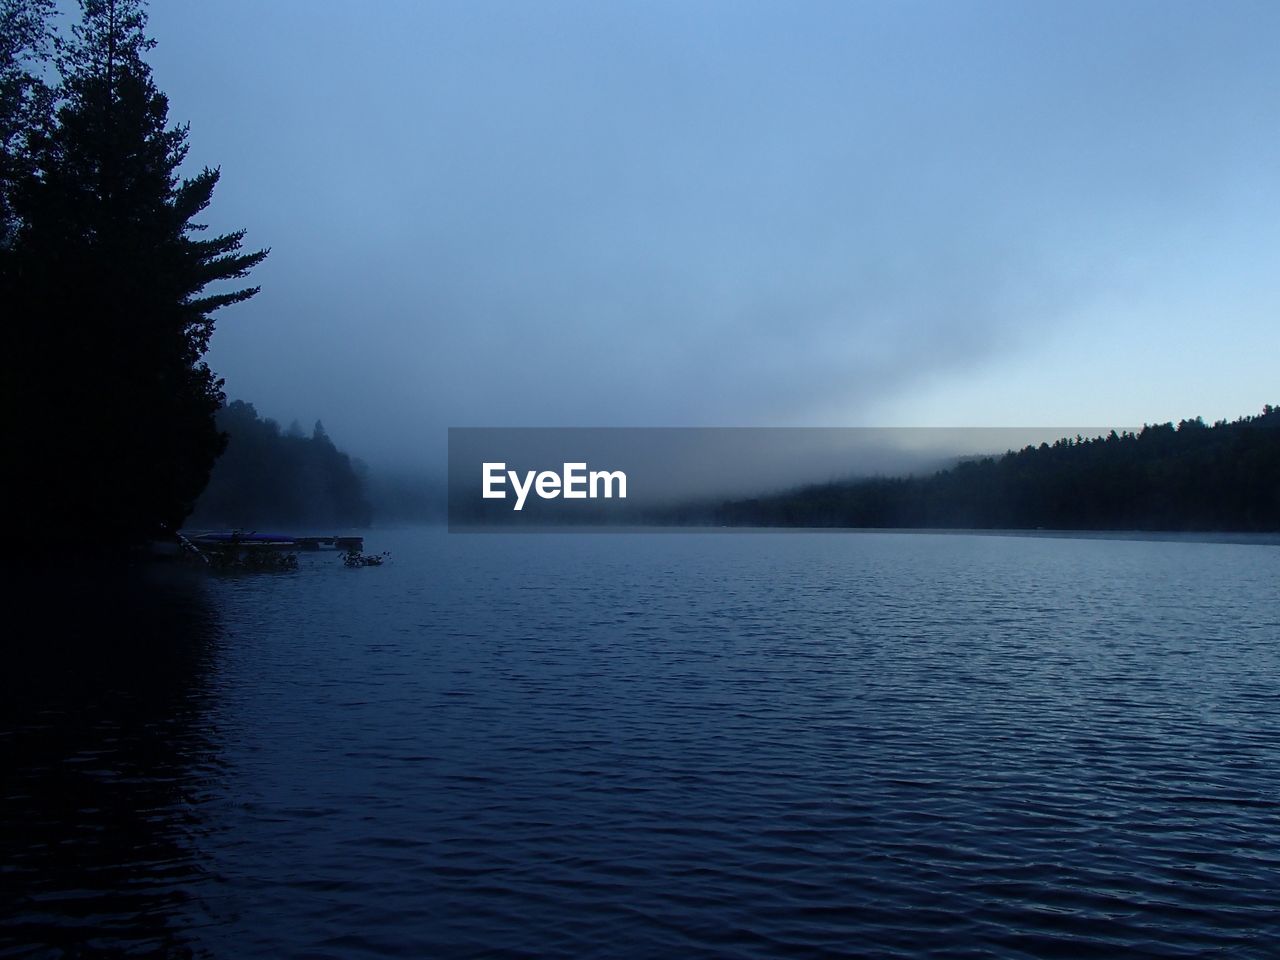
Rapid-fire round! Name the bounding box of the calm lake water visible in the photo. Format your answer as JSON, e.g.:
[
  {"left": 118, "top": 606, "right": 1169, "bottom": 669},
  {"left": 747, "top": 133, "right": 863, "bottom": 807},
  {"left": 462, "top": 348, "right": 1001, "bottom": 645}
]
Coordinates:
[{"left": 4, "top": 529, "right": 1280, "bottom": 958}]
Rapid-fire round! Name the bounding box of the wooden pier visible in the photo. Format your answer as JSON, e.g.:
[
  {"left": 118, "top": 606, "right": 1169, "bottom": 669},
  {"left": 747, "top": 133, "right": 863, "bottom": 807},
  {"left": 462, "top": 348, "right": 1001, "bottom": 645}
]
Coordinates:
[{"left": 188, "top": 532, "right": 364, "bottom": 552}]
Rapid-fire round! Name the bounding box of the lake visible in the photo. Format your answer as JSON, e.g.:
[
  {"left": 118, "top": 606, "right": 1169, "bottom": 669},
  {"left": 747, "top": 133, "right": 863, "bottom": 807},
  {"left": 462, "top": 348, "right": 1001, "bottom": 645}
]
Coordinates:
[{"left": 3, "top": 529, "right": 1279, "bottom": 958}]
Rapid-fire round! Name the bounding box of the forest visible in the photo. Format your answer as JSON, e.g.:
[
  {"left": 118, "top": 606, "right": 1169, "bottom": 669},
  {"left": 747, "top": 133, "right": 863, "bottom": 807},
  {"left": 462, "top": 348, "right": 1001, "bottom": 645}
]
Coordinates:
[
  {"left": 188, "top": 401, "right": 372, "bottom": 529},
  {"left": 709, "top": 408, "right": 1280, "bottom": 532}
]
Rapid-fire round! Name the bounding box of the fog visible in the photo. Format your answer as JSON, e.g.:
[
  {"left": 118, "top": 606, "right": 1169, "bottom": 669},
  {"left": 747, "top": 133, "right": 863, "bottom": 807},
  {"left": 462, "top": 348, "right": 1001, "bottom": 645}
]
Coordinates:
[
  {"left": 141, "top": 0, "right": 1280, "bottom": 476},
  {"left": 447, "top": 427, "right": 1110, "bottom": 514}
]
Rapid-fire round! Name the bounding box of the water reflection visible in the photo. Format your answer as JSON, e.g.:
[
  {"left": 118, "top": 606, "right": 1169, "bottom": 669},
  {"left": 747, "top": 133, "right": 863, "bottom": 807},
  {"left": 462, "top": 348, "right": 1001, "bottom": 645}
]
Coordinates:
[
  {"left": 3, "top": 532, "right": 1279, "bottom": 958},
  {"left": 0, "top": 566, "right": 222, "bottom": 958}
]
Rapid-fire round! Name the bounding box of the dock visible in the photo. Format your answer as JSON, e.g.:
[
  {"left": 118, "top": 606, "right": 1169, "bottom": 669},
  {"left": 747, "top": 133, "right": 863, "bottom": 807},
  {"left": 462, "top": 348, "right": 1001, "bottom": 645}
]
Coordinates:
[
  {"left": 188, "top": 532, "right": 364, "bottom": 552},
  {"left": 293, "top": 536, "right": 365, "bottom": 551}
]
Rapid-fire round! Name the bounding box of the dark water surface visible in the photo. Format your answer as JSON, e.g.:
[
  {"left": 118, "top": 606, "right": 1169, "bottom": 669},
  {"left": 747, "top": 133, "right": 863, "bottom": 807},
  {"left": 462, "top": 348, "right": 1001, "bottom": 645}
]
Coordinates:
[{"left": 4, "top": 529, "right": 1280, "bottom": 958}]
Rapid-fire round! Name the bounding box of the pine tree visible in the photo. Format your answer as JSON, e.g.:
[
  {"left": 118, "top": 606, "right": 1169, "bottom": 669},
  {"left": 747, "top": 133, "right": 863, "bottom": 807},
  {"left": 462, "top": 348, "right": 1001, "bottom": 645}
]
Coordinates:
[
  {"left": 0, "top": 0, "right": 55, "bottom": 247},
  {"left": 5, "top": 0, "right": 266, "bottom": 548}
]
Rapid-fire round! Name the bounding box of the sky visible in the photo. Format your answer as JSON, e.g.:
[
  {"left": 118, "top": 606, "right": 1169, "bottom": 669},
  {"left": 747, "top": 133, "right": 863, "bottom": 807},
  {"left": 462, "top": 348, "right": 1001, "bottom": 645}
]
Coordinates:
[{"left": 137, "top": 0, "right": 1279, "bottom": 468}]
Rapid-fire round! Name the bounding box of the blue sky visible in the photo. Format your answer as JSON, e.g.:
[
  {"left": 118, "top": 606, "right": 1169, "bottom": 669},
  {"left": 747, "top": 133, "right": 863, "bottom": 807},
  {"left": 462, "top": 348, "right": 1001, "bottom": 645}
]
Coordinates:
[{"left": 140, "top": 0, "right": 1278, "bottom": 464}]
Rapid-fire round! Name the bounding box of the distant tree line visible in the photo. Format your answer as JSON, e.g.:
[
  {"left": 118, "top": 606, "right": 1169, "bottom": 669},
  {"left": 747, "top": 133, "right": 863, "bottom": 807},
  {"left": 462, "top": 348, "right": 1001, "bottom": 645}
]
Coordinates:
[
  {"left": 189, "top": 401, "right": 372, "bottom": 530},
  {"left": 710, "top": 408, "right": 1280, "bottom": 532},
  {"left": 1, "top": 0, "right": 265, "bottom": 550}
]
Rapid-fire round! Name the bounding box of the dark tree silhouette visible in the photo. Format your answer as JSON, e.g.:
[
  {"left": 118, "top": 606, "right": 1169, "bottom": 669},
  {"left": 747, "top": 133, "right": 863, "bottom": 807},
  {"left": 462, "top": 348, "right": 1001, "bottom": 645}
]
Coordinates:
[
  {"left": 2, "top": 0, "right": 266, "bottom": 550},
  {"left": 0, "top": 0, "right": 54, "bottom": 245},
  {"left": 189, "top": 401, "right": 373, "bottom": 530},
  {"left": 711, "top": 408, "right": 1280, "bottom": 533}
]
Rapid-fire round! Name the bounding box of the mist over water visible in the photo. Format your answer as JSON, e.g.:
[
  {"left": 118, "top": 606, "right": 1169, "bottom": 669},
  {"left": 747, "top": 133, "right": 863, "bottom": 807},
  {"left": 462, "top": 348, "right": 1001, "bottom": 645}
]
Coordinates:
[
  {"left": 446, "top": 427, "right": 1120, "bottom": 522},
  {"left": 6, "top": 3, "right": 1280, "bottom": 958},
  {"left": 144, "top": 1, "right": 1280, "bottom": 463}
]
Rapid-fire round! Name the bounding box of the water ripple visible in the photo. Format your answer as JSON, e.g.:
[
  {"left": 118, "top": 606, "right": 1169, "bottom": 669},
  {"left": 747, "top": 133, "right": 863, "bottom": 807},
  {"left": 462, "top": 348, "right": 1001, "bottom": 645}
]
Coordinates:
[{"left": 3, "top": 531, "right": 1280, "bottom": 958}]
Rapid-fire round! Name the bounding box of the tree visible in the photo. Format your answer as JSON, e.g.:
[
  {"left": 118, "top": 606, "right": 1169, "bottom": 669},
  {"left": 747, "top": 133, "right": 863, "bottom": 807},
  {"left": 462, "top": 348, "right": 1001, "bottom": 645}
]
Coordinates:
[
  {"left": 711, "top": 407, "right": 1279, "bottom": 532},
  {"left": 190, "top": 401, "right": 373, "bottom": 529},
  {"left": 4, "top": 0, "right": 266, "bottom": 549},
  {"left": 0, "top": 0, "right": 54, "bottom": 246}
]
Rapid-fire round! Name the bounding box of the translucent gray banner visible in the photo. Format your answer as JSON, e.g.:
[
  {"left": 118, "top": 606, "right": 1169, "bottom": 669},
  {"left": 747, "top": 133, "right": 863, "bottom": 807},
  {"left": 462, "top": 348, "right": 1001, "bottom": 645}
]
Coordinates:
[{"left": 447, "top": 426, "right": 1123, "bottom": 530}]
